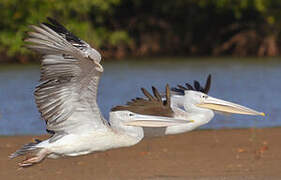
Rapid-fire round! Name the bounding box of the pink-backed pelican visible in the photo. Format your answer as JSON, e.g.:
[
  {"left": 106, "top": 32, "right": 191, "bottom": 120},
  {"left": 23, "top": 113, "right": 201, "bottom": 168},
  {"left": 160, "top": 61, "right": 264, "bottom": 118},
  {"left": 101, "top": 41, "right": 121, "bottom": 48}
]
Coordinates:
[
  {"left": 10, "top": 18, "right": 193, "bottom": 167},
  {"left": 164, "top": 75, "right": 265, "bottom": 135}
]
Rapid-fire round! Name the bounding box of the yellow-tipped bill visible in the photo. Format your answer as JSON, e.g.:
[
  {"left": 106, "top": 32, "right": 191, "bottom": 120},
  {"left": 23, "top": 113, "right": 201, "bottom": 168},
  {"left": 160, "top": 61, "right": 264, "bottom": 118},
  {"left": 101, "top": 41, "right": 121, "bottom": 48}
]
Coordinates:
[{"left": 196, "top": 96, "right": 265, "bottom": 116}]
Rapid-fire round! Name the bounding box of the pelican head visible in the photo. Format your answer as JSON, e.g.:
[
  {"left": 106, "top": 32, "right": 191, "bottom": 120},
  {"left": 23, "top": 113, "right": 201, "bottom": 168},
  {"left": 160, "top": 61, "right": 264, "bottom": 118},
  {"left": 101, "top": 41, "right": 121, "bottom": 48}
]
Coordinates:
[
  {"left": 183, "top": 90, "right": 264, "bottom": 116},
  {"left": 171, "top": 74, "right": 264, "bottom": 116}
]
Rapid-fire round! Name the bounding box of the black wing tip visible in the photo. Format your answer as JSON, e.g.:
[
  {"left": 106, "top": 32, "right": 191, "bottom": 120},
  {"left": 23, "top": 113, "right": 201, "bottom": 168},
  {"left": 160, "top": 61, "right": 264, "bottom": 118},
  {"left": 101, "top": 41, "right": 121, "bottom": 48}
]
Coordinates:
[
  {"left": 41, "top": 17, "right": 83, "bottom": 45},
  {"left": 171, "top": 74, "right": 212, "bottom": 94},
  {"left": 45, "top": 17, "right": 67, "bottom": 29},
  {"left": 42, "top": 17, "right": 63, "bottom": 29},
  {"left": 171, "top": 87, "right": 185, "bottom": 95},
  {"left": 193, "top": 80, "right": 200, "bottom": 90},
  {"left": 204, "top": 74, "right": 212, "bottom": 94},
  {"left": 46, "top": 17, "right": 56, "bottom": 23}
]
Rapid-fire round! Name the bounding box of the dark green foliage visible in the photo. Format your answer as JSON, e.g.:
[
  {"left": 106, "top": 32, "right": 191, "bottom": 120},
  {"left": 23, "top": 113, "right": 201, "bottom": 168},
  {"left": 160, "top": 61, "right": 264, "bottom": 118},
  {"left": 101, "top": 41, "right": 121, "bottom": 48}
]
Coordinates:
[
  {"left": 0, "top": 0, "right": 281, "bottom": 62},
  {"left": 0, "top": 0, "right": 124, "bottom": 59}
]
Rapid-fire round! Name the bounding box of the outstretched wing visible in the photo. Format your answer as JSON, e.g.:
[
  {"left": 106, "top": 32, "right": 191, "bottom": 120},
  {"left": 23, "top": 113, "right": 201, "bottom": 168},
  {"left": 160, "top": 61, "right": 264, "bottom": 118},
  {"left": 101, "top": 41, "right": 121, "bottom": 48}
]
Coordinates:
[
  {"left": 171, "top": 74, "right": 211, "bottom": 95},
  {"left": 112, "top": 85, "right": 174, "bottom": 117},
  {"left": 26, "top": 18, "right": 108, "bottom": 134}
]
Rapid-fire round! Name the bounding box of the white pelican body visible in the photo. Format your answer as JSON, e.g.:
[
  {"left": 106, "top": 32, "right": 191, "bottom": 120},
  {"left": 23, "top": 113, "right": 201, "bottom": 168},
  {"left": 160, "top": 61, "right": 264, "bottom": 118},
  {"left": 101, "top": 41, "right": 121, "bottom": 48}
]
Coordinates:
[
  {"left": 35, "top": 127, "right": 141, "bottom": 157},
  {"left": 10, "top": 18, "right": 192, "bottom": 167}
]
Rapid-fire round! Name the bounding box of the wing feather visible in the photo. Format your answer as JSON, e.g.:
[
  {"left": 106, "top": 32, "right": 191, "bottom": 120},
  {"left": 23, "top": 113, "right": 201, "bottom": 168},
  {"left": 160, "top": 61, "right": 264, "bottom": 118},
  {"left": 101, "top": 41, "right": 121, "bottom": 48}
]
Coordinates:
[
  {"left": 112, "top": 85, "right": 174, "bottom": 117},
  {"left": 171, "top": 74, "right": 212, "bottom": 95},
  {"left": 26, "top": 18, "right": 108, "bottom": 134}
]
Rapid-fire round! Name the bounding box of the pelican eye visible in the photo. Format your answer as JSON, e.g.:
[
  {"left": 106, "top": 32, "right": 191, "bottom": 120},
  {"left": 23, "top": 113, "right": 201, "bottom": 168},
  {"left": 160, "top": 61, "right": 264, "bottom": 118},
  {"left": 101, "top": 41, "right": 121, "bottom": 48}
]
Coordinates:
[
  {"left": 129, "top": 113, "right": 134, "bottom": 116},
  {"left": 202, "top": 95, "right": 208, "bottom": 99}
]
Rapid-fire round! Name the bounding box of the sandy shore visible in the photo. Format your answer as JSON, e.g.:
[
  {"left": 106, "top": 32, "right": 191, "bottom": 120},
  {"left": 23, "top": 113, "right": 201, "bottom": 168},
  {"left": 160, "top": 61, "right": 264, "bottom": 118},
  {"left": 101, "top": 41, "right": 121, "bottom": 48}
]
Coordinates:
[{"left": 1, "top": 128, "right": 281, "bottom": 180}]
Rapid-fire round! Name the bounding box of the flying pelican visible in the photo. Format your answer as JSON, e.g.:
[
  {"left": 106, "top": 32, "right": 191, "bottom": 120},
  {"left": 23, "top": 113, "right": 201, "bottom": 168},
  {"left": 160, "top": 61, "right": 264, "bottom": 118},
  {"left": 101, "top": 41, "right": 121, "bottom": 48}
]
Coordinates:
[
  {"left": 108, "top": 75, "right": 265, "bottom": 137},
  {"left": 10, "top": 18, "right": 193, "bottom": 167},
  {"left": 163, "top": 75, "right": 265, "bottom": 135}
]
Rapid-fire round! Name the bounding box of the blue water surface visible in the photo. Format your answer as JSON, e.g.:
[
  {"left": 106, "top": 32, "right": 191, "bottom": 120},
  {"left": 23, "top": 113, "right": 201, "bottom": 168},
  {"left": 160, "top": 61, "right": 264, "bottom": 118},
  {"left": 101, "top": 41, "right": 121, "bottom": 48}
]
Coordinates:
[{"left": 0, "top": 58, "right": 279, "bottom": 135}]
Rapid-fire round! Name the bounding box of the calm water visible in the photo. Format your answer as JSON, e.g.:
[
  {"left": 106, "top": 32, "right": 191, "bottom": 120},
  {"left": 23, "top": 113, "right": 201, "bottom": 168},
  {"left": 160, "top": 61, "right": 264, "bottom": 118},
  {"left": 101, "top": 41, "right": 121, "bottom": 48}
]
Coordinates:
[{"left": 0, "top": 58, "right": 280, "bottom": 135}]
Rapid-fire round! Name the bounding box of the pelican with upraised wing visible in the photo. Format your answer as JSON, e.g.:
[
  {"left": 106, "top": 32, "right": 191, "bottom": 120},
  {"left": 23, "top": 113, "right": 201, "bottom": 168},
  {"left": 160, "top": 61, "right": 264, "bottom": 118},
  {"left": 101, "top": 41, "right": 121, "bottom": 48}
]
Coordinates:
[{"left": 10, "top": 18, "right": 193, "bottom": 167}]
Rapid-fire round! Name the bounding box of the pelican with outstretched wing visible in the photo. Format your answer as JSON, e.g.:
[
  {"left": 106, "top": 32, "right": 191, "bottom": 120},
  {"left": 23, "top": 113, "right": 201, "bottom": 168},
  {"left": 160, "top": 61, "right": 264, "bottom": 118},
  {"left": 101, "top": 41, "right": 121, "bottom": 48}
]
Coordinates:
[{"left": 10, "top": 18, "right": 193, "bottom": 167}]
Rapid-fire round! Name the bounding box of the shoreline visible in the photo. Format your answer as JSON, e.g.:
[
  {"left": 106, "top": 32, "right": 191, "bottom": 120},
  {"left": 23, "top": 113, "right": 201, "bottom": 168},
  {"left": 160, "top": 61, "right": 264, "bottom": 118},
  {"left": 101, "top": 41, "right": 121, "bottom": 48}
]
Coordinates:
[{"left": 1, "top": 127, "right": 281, "bottom": 179}]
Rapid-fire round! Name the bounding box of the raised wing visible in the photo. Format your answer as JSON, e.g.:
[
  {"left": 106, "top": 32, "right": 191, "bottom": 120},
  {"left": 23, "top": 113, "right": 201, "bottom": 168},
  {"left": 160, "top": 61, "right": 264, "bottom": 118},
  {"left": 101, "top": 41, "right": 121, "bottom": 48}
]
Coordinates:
[
  {"left": 25, "top": 18, "right": 108, "bottom": 134},
  {"left": 112, "top": 84, "right": 174, "bottom": 117},
  {"left": 171, "top": 74, "right": 211, "bottom": 95}
]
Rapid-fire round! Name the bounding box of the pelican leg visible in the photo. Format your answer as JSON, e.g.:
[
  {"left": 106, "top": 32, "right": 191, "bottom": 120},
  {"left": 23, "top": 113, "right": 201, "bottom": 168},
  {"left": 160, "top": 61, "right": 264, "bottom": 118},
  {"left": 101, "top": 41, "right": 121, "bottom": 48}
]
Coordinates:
[{"left": 18, "top": 149, "right": 49, "bottom": 167}]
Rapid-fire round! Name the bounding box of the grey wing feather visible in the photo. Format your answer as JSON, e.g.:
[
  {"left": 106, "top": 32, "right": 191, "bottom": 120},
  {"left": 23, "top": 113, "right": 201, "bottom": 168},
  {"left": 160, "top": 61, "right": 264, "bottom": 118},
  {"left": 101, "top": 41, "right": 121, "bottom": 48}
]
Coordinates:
[{"left": 26, "top": 18, "right": 108, "bottom": 134}]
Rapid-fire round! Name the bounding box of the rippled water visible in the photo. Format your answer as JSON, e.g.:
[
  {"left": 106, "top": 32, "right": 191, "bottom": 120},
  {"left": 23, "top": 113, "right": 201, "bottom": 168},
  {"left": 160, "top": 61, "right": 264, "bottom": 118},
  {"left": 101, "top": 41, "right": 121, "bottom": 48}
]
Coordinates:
[{"left": 0, "top": 58, "right": 280, "bottom": 135}]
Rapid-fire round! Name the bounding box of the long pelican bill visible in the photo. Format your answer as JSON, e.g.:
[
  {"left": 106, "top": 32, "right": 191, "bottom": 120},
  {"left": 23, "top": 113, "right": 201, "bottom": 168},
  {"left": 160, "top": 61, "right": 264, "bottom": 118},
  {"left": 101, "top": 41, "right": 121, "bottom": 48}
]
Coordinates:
[
  {"left": 124, "top": 114, "right": 194, "bottom": 127},
  {"left": 196, "top": 96, "right": 265, "bottom": 116}
]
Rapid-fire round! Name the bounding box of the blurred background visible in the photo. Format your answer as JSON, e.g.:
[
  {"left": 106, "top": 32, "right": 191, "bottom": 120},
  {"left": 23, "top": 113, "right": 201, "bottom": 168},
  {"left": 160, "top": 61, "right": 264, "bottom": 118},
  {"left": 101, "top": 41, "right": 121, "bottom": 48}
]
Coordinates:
[
  {"left": 0, "top": 0, "right": 280, "bottom": 135},
  {"left": 1, "top": 0, "right": 281, "bottom": 60}
]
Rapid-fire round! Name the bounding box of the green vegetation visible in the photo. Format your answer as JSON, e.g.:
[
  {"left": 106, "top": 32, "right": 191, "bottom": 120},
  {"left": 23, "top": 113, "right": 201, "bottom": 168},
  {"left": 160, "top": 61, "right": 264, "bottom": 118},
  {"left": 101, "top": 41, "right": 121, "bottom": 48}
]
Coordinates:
[{"left": 0, "top": 0, "right": 281, "bottom": 62}]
